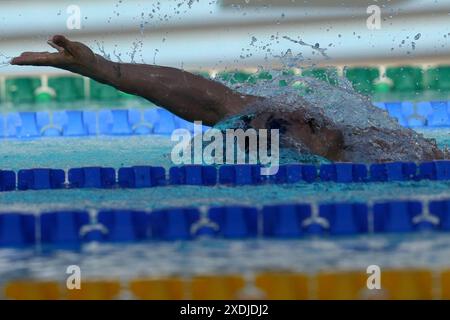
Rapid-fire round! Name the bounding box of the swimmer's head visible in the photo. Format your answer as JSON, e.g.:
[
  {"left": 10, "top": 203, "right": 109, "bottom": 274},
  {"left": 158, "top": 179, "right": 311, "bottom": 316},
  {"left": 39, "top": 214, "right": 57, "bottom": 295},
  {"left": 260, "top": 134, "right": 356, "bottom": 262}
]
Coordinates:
[{"left": 249, "top": 110, "right": 345, "bottom": 161}]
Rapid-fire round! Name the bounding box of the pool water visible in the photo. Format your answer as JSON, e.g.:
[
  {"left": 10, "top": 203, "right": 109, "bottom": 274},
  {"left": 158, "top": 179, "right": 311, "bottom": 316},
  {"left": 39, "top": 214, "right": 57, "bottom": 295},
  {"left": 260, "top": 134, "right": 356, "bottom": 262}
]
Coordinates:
[
  {"left": 0, "top": 127, "right": 450, "bottom": 294},
  {"left": 0, "top": 128, "right": 449, "bottom": 212}
]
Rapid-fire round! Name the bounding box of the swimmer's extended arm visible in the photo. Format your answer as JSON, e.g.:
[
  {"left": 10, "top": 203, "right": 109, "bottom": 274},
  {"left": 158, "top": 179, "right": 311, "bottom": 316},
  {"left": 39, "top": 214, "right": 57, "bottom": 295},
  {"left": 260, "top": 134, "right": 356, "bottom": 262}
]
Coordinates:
[{"left": 11, "top": 35, "right": 258, "bottom": 126}]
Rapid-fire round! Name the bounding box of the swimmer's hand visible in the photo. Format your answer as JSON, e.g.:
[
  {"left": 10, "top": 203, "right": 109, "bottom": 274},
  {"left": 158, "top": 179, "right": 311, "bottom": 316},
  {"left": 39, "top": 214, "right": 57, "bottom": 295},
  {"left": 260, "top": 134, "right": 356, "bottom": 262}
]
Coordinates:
[{"left": 11, "top": 35, "right": 96, "bottom": 71}]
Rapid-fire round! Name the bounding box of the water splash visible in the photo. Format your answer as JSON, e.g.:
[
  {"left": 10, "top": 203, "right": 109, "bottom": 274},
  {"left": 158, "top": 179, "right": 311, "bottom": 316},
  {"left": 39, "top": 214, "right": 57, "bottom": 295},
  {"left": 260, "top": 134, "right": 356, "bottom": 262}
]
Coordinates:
[
  {"left": 282, "top": 36, "right": 330, "bottom": 60},
  {"left": 215, "top": 68, "right": 443, "bottom": 163},
  {"left": 0, "top": 52, "right": 12, "bottom": 67},
  {"left": 95, "top": 41, "right": 112, "bottom": 60}
]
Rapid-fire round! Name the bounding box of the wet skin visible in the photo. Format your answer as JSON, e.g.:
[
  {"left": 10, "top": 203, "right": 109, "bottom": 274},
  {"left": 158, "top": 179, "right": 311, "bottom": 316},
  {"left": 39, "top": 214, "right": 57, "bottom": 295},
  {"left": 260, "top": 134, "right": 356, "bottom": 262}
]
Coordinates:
[{"left": 11, "top": 35, "right": 444, "bottom": 162}]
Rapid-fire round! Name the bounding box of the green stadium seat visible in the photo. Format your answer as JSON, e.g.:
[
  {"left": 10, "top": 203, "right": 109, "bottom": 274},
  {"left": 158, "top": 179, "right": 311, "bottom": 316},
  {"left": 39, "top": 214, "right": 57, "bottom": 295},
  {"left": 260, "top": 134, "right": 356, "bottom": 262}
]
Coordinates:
[
  {"left": 34, "top": 87, "right": 55, "bottom": 103},
  {"left": 302, "top": 67, "right": 338, "bottom": 85},
  {"left": 424, "top": 66, "right": 450, "bottom": 92},
  {"left": 373, "top": 80, "right": 392, "bottom": 94},
  {"left": 216, "top": 71, "right": 256, "bottom": 84},
  {"left": 257, "top": 71, "right": 273, "bottom": 80},
  {"left": 345, "top": 67, "right": 380, "bottom": 94},
  {"left": 118, "top": 91, "right": 136, "bottom": 100},
  {"left": 281, "top": 69, "right": 296, "bottom": 76},
  {"left": 90, "top": 79, "right": 121, "bottom": 100},
  {"left": 5, "top": 77, "right": 40, "bottom": 104},
  {"left": 386, "top": 66, "right": 424, "bottom": 92},
  {"left": 48, "top": 76, "right": 85, "bottom": 101}
]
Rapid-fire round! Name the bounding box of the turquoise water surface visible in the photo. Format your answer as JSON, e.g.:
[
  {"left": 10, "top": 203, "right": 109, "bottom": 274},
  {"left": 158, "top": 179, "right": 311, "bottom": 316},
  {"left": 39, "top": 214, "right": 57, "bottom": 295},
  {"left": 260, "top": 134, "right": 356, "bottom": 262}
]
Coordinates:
[
  {"left": 0, "top": 128, "right": 449, "bottom": 211},
  {"left": 0, "top": 128, "right": 449, "bottom": 283}
]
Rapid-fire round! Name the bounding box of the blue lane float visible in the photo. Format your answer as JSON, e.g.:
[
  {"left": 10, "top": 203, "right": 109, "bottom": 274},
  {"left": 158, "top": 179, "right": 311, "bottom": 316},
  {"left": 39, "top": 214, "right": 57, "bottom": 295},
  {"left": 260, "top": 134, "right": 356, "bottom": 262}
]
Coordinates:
[
  {"left": 319, "top": 203, "right": 369, "bottom": 235},
  {"left": 18, "top": 168, "right": 65, "bottom": 190},
  {"left": 208, "top": 206, "right": 258, "bottom": 239},
  {"left": 268, "top": 164, "right": 317, "bottom": 184},
  {"left": 2, "top": 198, "right": 450, "bottom": 248},
  {"left": 118, "top": 166, "right": 166, "bottom": 188},
  {"left": 370, "top": 162, "right": 417, "bottom": 182},
  {"left": 373, "top": 201, "right": 426, "bottom": 232},
  {"left": 68, "top": 167, "right": 116, "bottom": 188},
  {"left": 0, "top": 170, "right": 16, "bottom": 191},
  {"left": 219, "top": 165, "right": 263, "bottom": 185},
  {"left": 0, "top": 213, "right": 36, "bottom": 247},
  {"left": 418, "top": 161, "right": 450, "bottom": 180},
  {"left": 150, "top": 208, "right": 201, "bottom": 241},
  {"left": 170, "top": 165, "right": 217, "bottom": 186},
  {"left": 1, "top": 161, "right": 450, "bottom": 193},
  {"left": 97, "top": 210, "right": 149, "bottom": 242},
  {"left": 320, "top": 163, "right": 367, "bottom": 183},
  {"left": 40, "top": 211, "right": 90, "bottom": 248},
  {"left": 429, "top": 200, "right": 450, "bottom": 231},
  {"left": 262, "top": 204, "right": 312, "bottom": 238}
]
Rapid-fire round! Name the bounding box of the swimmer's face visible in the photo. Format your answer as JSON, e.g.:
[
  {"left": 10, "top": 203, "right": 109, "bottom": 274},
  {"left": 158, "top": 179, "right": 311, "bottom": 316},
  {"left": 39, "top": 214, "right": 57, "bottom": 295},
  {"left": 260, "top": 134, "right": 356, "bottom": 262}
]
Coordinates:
[{"left": 250, "top": 111, "right": 345, "bottom": 161}]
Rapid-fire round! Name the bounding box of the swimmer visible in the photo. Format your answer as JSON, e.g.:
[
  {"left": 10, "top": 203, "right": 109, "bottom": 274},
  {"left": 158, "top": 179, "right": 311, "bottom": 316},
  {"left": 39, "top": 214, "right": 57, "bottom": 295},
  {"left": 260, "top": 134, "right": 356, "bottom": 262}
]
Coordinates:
[{"left": 11, "top": 35, "right": 445, "bottom": 163}]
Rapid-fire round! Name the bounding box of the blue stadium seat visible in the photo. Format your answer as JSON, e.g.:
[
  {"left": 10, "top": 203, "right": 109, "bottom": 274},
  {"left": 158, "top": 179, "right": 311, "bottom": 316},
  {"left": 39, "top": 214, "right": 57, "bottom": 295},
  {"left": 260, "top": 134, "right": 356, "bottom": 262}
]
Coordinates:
[
  {"left": 17, "top": 169, "right": 65, "bottom": 190},
  {"left": 5, "top": 111, "right": 61, "bottom": 137},
  {"left": 150, "top": 208, "right": 200, "bottom": 240},
  {"left": 68, "top": 167, "right": 116, "bottom": 188},
  {"left": 40, "top": 211, "right": 90, "bottom": 248},
  {"left": 0, "top": 170, "right": 16, "bottom": 192},
  {"left": 384, "top": 102, "right": 410, "bottom": 126},
  {"left": 0, "top": 114, "right": 5, "bottom": 138},
  {"left": 127, "top": 109, "right": 152, "bottom": 135},
  {"left": 53, "top": 110, "right": 97, "bottom": 136},
  {"left": 416, "top": 102, "right": 433, "bottom": 121},
  {"left": 372, "top": 102, "right": 386, "bottom": 111},
  {"left": 208, "top": 206, "right": 258, "bottom": 239},
  {"left": 319, "top": 203, "right": 369, "bottom": 235},
  {"left": 262, "top": 204, "right": 311, "bottom": 238},
  {"left": 424, "top": 101, "right": 450, "bottom": 127},
  {"left": 172, "top": 114, "right": 210, "bottom": 133},
  {"left": 373, "top": 201, "right": 422, "bottom": 233},
  {"left": 145, "top": 108, "right": 178, "bottom": 135},
  {"left": 0, "top": 213, "right": 36, "bottom": 247},
  {"left": 36, "top": 112, "right": 62, "bottom": 137},
  {"left": 407, "top": 115, "right": 426, "bottom": 128},
  {"left": 173, "top": 114, "right": 195, "bottom": 133},
  {"left": 118, "top": 166, "right": 166, "bottom": 188},
  {"left": 169, "top": 165, "right": 217, "bottom": 186},
  {"left": 97, "top": 210, "right": 150, "bottom": 242},
  {"left": 7, "top": 112, "right": 38, "bottom": 137},
  {"left": 99, "top": 109, "right": 134, "bottom": 135}
]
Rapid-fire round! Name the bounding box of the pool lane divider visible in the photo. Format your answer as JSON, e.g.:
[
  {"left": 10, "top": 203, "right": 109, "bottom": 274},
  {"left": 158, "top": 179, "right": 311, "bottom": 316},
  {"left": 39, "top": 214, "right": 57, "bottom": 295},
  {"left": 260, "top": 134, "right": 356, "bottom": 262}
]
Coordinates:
[
  {"left": 1, "top": 161, "right": 450, "bottom": 192},
  {"left": 1, "top": 198, "right": 450, "bottom": 248},
  {"left": 1, "top": 102, "right": 450, "bottom": 140}
]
